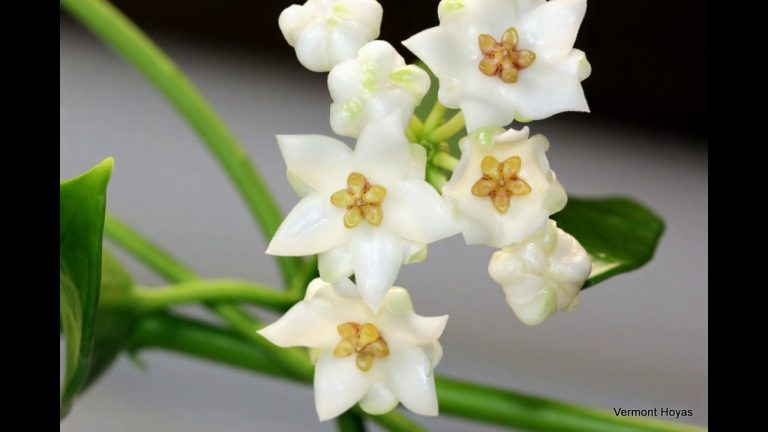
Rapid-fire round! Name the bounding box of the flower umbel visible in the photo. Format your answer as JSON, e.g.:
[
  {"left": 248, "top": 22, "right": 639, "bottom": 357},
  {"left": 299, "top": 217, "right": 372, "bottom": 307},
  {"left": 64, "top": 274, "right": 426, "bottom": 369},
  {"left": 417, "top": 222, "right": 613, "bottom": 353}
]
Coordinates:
[
  {"left": 489, "top": 220, "right": 591, "bottom": 325},
  {"left": 257, "top": 278, "right": 447, "bottom": 420},
  {"left": 442, "top": 126, "right": 566, "bottom": 248},
  {"left": 403, "top": 0, "right": 591, "bottom": 131},
  {"left": 279, "top": 0, "right": 383, "bottom": 72}
]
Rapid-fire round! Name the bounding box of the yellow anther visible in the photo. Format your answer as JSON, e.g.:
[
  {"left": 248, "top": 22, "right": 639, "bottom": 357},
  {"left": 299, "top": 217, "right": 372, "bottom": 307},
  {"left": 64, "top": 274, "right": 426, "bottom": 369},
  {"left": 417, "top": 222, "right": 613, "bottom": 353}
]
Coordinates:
[
  {"left": 363, "top": 185, "right": 387, "bottom": 204},
  {"left": 477, "top": 27, "right": 536, "bottom": 83},
  {"left": 344, "top": 206, "right": 364, "bottom": 228},
  {"left": 481, "top": 156, "right": 500, "bottom": 178},
  {"left": 472, "top": 155, "right": 531, "bottom": 214},
  {"left": 331, "top": 173, "right": 388, "bottom": 229},
  {"left": 333, "top": 321, "right": 389, "bottom": 372},
  {"left": 356, "top": 352, "right": 375, "bottom": 372}
]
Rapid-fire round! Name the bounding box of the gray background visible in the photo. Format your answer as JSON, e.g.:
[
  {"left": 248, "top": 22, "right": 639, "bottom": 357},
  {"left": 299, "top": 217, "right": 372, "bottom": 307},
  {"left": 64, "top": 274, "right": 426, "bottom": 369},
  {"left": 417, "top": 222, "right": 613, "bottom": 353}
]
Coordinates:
[{"left": 60, "top": 24, "right": 708, "bottom": 431}]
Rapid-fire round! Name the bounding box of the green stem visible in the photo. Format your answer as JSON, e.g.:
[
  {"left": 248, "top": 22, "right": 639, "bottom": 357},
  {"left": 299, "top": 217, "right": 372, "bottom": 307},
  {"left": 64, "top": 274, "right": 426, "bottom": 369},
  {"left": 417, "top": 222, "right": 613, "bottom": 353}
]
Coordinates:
[
  {"left": 104, "top": 214, "right": 197, "bottom": 282},
  {"left": 336, "top": 411, "right": 367, "bottom": 432},
  {"left": 130, "top": 313, "right": 425, "bottom": 432},
  {"left": 62, "top": 0, "right": 302, "bottom": 287},
  {"left": 431, "top": 152, "right": 459, "bottom": 172},
  {"left": 408, "top": 115, "right": 424, "bottom": 138},
  {"left": 428, "top": 111, "right": 465, "bottom": 143},
  {"left": 107, "top": 279, "right": 298, "bottom": 313},
  {"left": 128, "top": 313, "right": 702, "bottom": 432},
  {"left": 422, "top": 102, "right": 447, "bottom": 135},
  {"left": 426, "top": 168, "right": 448, "bottom": 191}
]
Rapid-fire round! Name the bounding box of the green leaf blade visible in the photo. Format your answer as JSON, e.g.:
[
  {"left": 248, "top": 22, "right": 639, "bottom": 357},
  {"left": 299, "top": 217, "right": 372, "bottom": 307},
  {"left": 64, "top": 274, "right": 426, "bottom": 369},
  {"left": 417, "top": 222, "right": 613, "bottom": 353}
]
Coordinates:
[
  {"left": 60, "top": 158, "right": 114, "bottom": 419},
  {"left": 552, "top": 196, "right": 665, "bottom": 289}
]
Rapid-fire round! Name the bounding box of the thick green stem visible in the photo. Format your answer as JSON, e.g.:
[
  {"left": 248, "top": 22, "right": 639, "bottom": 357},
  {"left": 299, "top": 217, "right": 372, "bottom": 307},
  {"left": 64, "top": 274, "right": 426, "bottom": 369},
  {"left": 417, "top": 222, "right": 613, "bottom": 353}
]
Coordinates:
[
  {"left": 422, "top": 102, "right": 447, "bottom": 135},
  {"left": 62, "top": 0, "right": 302, "bottom": 287},
  {"left": 106, "top": 279, "right": 298, "bottom": 313},
  {"left": 431, "top": 152, "right": 459, "bottom": 172},
  {"left": 128, "top": 313, "right": 702, "bottom": 432},
  {"left": 130, "top": 313, "right": 425, "bottom": 432},
  {"left": 428, "top": 111, "right": 465, "bottom": 143}
]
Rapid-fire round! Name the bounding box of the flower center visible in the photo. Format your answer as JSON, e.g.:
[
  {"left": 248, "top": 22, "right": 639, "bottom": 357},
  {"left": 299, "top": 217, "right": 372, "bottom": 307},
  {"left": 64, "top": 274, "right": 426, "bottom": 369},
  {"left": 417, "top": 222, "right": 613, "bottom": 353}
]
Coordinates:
[
  {"left": 471, "top": 155, "right": 532, "bottom": 214},
  {"left": 330, "top": 172, "right": 387, "bottom": 228},
  {"left": 478, "top": 27, "right": 536, "bottom": 83},
  {"left": 332, "top": 322, "right": 390, "bottom": 372}
]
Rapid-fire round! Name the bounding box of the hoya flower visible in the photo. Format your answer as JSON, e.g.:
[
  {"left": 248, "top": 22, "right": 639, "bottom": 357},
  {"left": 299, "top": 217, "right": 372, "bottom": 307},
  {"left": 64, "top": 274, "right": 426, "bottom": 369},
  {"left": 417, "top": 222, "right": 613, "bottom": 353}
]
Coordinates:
[
  {"left": 488, "top": 220, "right": 591, "bottom": 325},
  {"left": 329, "top": 40, "right": 431, "bottom": 138},
  {"left": 267, "top": 112, "right": 458, "bottom": 309},
  {"left": 279, "top": 0, "right": 383, "bottom": 72},
  {"left": 442, "top": 125, "right": 566, "bottom": 248},
  {"left": 258, "top": 278, "right": 447, "bottom": 420},
  {"left": 403, "top": 0, "right": 591, "bottom": 131}
]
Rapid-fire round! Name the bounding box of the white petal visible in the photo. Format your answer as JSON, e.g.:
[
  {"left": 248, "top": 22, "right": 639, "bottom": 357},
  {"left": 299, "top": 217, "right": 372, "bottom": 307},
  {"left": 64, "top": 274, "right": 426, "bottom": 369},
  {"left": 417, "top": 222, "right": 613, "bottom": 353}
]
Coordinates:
[
  {"left": 388, "top": 64, "right": 431, "bottom": 97},
  {"left": 510, "top": 61, "right": 589, "bottom": 120},
  {"left": 353, "top": 112, "right": 412, "bottom": 185},
  {"left": 294, "top": 22, "right": 334, "bottom": 72},
  {"left": 503, "top": 275, "right": 558, "bottom": 326},
  {"left": 518, "top": 0, "right": 586, "bottom": 61},
  {"left": 266, "top": 193, "right": 347, "bottom": 256},
  {"left": 278, "top": 4, "right": 315, "bottom": 46},
  {"left": 560, "top": 49, "right": 592, "bottom": 81},
  {"left": 459, "top": 97, "right": 518, "bottom": 132},
  {"left": 328, "top": 57, "right": 364, "bottom": 104},
  {"left": 326, "top": 19, "right": 377, "bottom": 69},
  {"left": 403, "top": 241, "right": 428, "bottom": 264},
  {"left": 422, "top": 341, "right": 444, "bottom": 368},
  {"left": 384, "top": 179, "right": 459, "bottom": 244},
  {"left": 377, "top": 287, "right": 449, "bottom": 345},
  {"left": 314, "top": 352, "right": 375, "bottom": 421},
  {"left": 549, "top": 229, "right": 591, "bottom": 286},
  {"left": 349, "top": 226, "right": 404, "bottom": 310},
  {"left": 380, "top": 346, "right": 438, "bottom": 416},
  {"left": 488, "top": 249, "right": 527, "bottom": 286},
  {"left": 359, "top": 382, "right": 399, "bottom": 415},
  {"left": 257, "top": 301, "right": 338, "bottom": 349},
  {"left": 277, "top": 134, "right": 353, "bottom": 192},
  {"left": 335, "top": 0, "right": 383, "bottom": 35},
  {"left": 407, "top": 144, "right": 427, "bottom": 180},
  {"left": 318, "top": 246, "right": 354, "bottom": 283}
]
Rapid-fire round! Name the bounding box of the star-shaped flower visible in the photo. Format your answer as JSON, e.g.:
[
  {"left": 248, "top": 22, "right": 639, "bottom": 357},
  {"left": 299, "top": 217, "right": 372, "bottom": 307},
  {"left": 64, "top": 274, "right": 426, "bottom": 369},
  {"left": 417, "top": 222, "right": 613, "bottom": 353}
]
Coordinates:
[
  {"left": 258, "top": 278, "right": 448, "bottom": 420},
  {"left": 403, "top": 0, "right": 591, "bottom": 131},
  {"left": 329, "top": 40, "right": 431, "bottom": 138},
  {"left": 279, "top": 0, "right": 383, "bottom": 72},
  {"left": 267, "top": 112, "right": 458, "bottom": 309},
  {"left": 441, "top": 125, "right": 567, "bottom": 248},
  {"left": 488, "top": 220, "right": 591, "bottom": 325}
]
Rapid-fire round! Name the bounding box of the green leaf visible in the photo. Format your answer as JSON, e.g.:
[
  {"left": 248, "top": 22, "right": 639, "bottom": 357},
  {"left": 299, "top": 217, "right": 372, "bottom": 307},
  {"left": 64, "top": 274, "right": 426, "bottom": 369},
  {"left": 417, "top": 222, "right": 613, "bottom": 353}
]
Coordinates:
[
  {"left": 60, "top": 158, "right": 114, "bottom": 419},
  {"left": 552, "top": 197, "right": 665, "bottom": 288},
  {"left": 82, "top": 249, "right": 139, "bottom": 390}
]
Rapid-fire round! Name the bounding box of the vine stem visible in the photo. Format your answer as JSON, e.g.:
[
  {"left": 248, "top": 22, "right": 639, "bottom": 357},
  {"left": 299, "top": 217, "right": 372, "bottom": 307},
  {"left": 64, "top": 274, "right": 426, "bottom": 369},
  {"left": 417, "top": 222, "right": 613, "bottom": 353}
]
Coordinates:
[
  {"left": 130, "top": 313, "right": 704, "bottom": 432},
  {"left": 102, "top": 279, "right": 299, "bottom": 313},
  {"left": 61, "top": 0, "right": 302, "bottom": 288}
]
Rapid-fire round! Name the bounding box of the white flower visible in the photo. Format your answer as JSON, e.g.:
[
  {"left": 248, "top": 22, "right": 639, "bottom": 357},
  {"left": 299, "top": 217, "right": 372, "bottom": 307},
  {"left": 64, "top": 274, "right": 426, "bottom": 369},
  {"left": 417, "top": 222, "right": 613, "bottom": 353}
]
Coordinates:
[
  {"left": 441, "top": 125, "right": 566, "bottom": 248},
  {"left": 258, "top": 278, "right": 447, "bottom": 420},
  {"left": 329, "top": 40, "right": 431, "bottom": 138},
  {"left": 279, "top": 0, "right": 383, "bottom": 72},
  {"left": 402, "top": 0, "right": 591, "bottom": 131},
  {"left": 488, "top": 220, "right": 591, "bottom": 325},
  {"left": 267, "top": 112, "right": 458, "bottom": 310}
]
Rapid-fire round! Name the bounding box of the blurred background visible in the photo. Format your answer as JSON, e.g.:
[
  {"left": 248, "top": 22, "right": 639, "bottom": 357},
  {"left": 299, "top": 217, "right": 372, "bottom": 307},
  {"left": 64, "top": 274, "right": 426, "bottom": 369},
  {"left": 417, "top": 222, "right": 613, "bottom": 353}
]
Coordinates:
[{"left": 60, "top": 0, "right": 708, "bottom": 431}]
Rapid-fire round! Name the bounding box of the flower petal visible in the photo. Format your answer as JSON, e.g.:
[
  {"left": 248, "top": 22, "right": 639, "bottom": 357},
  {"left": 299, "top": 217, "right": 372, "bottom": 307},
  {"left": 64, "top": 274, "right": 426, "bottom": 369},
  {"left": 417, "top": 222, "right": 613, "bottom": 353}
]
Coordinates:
[
  {"left": 314, "top": 352, "right": 375, "bottom": 421},
  {"left": 318, "top": 246, "right": 354, "bottom": 283},
  {"left": 278, "top": 4, "right": 315, "bottom": 46},
  {"left": 380, "top": 346, "right": 438, "bottom": 416},
  {"left": 384, "top": 179, "right": 459, "bottom": 243},
  {"left": 266, "top": 193, "right": 347, "bottom": 256},
  {"left": 359, "top": 382, "right": 399, "bottom": 415},
  {"left": 257, "top": 304, "right": 338, "bottom": 350},
  {"left": 335, "top": 0, "right": 383, "bottom": 34},
  {"left": 277, "top": 134, "right": 353, "bottom": 192},
  {"left": 349, "top": 226, "right": 404, "bottom": 310},
  {"left": 510, "top": 61, "right": 589, "bottom": 120},
  {"left": 518, "top": 0, "right": 587, "bottom": 61},
  {"left": 377, "top": 288, "right": 449, "bottom": 346},
  {"left": 353, "top": 112, "right": 412, "bottom": 185},
  {"left": 503, "top": 274, "right": 557, "bottom": 326}
]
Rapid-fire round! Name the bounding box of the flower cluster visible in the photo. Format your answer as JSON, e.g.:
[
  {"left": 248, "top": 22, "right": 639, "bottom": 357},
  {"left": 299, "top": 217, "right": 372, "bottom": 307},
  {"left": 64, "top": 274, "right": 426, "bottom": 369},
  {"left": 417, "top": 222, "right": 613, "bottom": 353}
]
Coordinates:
[{"left": 261, "top": 0, "right": 593, "bottom": 421}]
